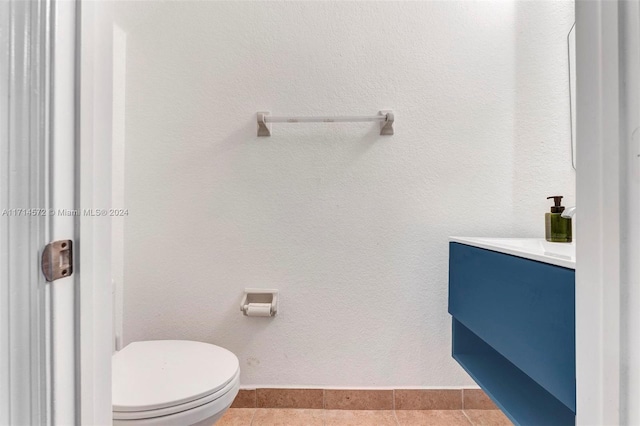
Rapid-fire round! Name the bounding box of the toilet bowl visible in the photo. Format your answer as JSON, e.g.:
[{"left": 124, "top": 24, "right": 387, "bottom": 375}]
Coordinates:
[{"left": 112, "top": 340, "right": 240, "bottom": 425}]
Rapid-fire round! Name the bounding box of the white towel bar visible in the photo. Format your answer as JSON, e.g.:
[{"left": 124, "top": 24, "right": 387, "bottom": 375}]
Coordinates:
[{"left": 257, "top": 110, "right": 394, "bottom": 137}]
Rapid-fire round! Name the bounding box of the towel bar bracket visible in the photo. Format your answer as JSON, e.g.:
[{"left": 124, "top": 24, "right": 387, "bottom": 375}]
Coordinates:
[
  {"left": 379, "top": 110, "right": 394, "bottom": 136},
  {"left": 257, "top": 111, "right": 271, "bottom": 137}
]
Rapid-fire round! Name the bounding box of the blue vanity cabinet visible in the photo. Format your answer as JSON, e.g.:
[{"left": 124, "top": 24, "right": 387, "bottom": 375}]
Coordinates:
[{"left": 448, "top": 242, "right": 575, "bottom": 426}]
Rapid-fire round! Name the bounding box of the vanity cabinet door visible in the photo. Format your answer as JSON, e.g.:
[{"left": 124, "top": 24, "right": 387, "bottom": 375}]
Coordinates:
[{"left": 448, "top": 243, "right": 575, "bottom": 411}]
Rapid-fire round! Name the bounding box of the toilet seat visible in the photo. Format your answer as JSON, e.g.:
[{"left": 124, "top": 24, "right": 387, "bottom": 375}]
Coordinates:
[
  {"left": 113, "top": 340, "right": 240, "bottom": 421},
  {"left": 113, "top": 368, "right": 240, "bottom": 420}
]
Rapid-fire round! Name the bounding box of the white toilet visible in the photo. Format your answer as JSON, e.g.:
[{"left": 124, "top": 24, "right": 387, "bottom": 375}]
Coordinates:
[{"left": 112, "top": 340, "right": 240, "bottom": 425}]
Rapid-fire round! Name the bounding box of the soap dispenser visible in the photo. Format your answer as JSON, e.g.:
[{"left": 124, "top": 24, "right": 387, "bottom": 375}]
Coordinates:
[{"left": 545, "top": 196, "right": 572, "bottom": 243}]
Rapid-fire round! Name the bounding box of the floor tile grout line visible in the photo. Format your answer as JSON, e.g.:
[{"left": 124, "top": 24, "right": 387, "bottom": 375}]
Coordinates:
[
  {"left": 392, "top": 408, "right": 400, "bottom": 426},
  {"left": 248, "top": 407, "right": 257, "bottom": 426},
  {"left": 392, "top": 389, "right": 395, "bottom": 411},
  {"left": 461, "top": 408, "right": 474, "bottom": 426}
]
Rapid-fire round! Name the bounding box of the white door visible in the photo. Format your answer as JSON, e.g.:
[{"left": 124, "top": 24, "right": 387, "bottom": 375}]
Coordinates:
[
  {"left": 0, "top": 0, "right": 115, "bottom": 424},
  {"left": 0, "top": 0, "right": 77, "bottom": 424},
  {"left": 0, "top": 0, "right": 52, "bottom": 423}
]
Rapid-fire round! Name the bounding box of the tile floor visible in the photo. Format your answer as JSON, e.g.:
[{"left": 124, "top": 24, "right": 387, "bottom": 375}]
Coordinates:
[{"left": 216, "top": 407, "right": 514, "bottom": 425}]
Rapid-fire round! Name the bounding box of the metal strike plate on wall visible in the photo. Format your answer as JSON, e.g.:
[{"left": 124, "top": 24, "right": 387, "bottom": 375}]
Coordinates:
[{"left": 41, "top": 240, "right": 73, "bottom": 282}]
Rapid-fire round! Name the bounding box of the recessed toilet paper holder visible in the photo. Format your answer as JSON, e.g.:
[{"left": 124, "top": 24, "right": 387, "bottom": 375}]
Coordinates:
[{"left": 240, "top": 288, "right": 278, "bottom": 316}]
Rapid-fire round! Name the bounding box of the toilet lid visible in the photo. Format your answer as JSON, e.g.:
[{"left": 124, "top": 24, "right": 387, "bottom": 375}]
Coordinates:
[{"left": 112, "top": 340, "right": 239, "bottom": 412}]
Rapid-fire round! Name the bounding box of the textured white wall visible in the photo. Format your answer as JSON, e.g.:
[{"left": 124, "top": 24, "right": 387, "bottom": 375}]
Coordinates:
[{"left": 116, "top": 1, "right": 575, "bottom": 387}]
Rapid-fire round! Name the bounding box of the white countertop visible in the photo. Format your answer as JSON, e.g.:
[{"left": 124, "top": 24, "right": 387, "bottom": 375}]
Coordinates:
[{"left": 449, "top": 237, "right": 575, "bottom": 270}]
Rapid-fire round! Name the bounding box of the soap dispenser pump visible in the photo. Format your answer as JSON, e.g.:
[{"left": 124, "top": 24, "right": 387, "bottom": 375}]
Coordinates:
[{"left": 545, "top": 196, "right": 572, "bottom": 243}]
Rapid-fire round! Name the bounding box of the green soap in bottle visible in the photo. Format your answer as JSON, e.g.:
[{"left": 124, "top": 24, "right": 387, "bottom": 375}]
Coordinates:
[{"left": 545, "top": 196, "right": 572, "bottom": 243}]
